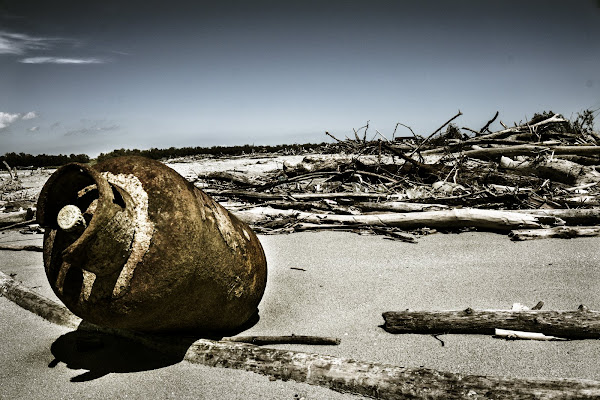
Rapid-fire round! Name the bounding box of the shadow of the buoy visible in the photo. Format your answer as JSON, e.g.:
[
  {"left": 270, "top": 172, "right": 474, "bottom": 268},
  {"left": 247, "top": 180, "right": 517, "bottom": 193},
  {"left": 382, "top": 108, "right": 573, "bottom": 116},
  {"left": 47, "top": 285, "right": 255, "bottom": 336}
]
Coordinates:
[
  {"left": 48, "top": 328, "right": 189, "bottom": 382},
  {"left": 48, "top": 311, "right": 260, "bottom": 382}
]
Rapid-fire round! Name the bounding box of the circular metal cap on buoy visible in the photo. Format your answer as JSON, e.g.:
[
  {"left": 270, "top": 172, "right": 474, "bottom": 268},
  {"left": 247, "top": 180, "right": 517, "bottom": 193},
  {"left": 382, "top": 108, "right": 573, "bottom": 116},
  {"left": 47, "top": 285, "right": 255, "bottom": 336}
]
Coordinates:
[{"left": 57, "top": 205, "right": 86, "bottom": 232}]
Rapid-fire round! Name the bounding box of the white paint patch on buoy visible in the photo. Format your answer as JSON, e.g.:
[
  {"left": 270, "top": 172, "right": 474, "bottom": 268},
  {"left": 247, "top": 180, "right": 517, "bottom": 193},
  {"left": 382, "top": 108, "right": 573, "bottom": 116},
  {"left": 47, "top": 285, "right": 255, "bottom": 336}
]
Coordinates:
[{"left": 101, "top": 172, "right": 155, "bottom": 298}]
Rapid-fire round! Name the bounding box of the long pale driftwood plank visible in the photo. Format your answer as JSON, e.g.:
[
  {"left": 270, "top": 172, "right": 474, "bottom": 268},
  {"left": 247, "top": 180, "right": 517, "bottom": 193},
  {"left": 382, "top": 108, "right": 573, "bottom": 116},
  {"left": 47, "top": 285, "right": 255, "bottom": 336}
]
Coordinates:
[
  {"left": 234, "top": 207, "right": 564, "bottom": 231},
  {"left": 382, "top": 307, "right": 600, "bottom": 339}
]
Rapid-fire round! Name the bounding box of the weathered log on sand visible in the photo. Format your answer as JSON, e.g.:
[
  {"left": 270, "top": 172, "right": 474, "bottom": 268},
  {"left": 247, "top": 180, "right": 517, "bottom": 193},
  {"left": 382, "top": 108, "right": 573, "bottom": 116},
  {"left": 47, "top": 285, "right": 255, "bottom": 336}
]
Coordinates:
[
  {"left": 509, "top": 226, "right": 600, "bottom": 241},
  {"left": 513, "top": 208, "right": 600, "bottom": 226},
  {"left": 500, "top": 156, "right": 600, "bottom": 185},
  {"left": 0, "top": 271, "right": 81, "bottom": 328},
  {"left": 233, "top": 207, "right": 564, "bottom": 231},
  {"left": 195, "top": 171, "right": 261, "bottom": 186},
  {"left": 356, "top": 201, "right": 448, "bottom": 212},
  {"left": 464, "top": 145, "right": 600, "bottom": 161},
  {"left": 0, "top": 208, "right": 35, "bottom": 227},
  {"left": 557, "top": 155, "right": 600, "bottom": 166},
  {"left": 3, "top": 271, "right": 600, "bottom": 400},
  {"left": 0, "top": 244, "right": 43, "bottom": 252},
  {"left": 187, "top": 338, "right": 600, "bottom": 399},
  {"left": 382, "top": 307, "right": 600, "bottom": 339},
  {"left": 463, "top": 145, "right": 548, "bottom": 160},
  {"left": 551, "top": 146, "right": 600, "bottom": 157},
  {"left": 206, "top": 189, "right": 395, "bottom": 202}
]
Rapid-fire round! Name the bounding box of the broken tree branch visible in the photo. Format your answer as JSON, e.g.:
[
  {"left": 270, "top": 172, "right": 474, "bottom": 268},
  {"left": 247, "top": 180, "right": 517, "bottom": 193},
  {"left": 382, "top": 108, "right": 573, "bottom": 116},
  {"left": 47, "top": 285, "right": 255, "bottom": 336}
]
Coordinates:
[
  {"left": 325, "top": 131, "right": 344, "bottom": 143},
  {"left": 409, "top": 110, "right": 463, "bottom": 156},
  {"left": 0, "top": 219, "right": 36, "bottom": 232},
  {"left": 2, "top": 160, "right": 15, "bottom": 180},
  {"left": 479, "top": 111, "right": 499, "bottom": 134},
  {"left": 222, "top": 335, "right": 341, "bottom": 346},
  {"left": 382, "top": 142, "right": 437, "bottom": 173},
  {"left": 392, "top": 122, "right": 419, "bottom": 141}
]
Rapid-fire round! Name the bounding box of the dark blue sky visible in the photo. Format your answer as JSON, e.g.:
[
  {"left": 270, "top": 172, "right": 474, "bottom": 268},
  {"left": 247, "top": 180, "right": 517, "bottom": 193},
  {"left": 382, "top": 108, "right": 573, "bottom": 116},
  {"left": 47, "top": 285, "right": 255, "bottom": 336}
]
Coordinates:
[{"left": 1, "top": 0, "right": 599, "bottom": 156}]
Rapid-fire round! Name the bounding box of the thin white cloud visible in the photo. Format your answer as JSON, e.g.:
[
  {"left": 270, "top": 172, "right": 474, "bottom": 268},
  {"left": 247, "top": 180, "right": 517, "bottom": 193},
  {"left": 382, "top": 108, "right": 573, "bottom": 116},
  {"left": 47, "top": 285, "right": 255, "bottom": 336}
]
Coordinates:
[
  {"left": 64, "top": 123, "right": 119, "bottom": 136},
  {"left": 20, "top": 57, "right": 106, "bottom": 64},
  {"left": 0, "top": 31, "right": 56, "bottom": 55},
  {"left": 28, "top": 126, "right": 40, "bottom": 132},
  {"left": 0, "top": 112, "right": 20, "bottom": 129},
  {"left": 22, "top": 111, "right": 37, "bottom": 120},
  {"left": 1, "top": 31, "right": 106, "bottom": 65}
]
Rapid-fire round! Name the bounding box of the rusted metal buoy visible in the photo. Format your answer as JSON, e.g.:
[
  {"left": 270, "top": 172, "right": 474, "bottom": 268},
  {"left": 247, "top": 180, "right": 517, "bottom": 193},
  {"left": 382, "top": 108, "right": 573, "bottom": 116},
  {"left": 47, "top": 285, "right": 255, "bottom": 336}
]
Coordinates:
[{"left": 37, "top": 156, "right": 267, "bottom": 333}]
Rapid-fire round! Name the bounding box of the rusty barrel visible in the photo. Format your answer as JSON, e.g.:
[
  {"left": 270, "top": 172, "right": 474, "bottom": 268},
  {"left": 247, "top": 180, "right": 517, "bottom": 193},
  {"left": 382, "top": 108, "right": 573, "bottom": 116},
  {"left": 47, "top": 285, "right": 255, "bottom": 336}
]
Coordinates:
[{"left": 37, "top": 156, "right": 267, "bottom": 332}]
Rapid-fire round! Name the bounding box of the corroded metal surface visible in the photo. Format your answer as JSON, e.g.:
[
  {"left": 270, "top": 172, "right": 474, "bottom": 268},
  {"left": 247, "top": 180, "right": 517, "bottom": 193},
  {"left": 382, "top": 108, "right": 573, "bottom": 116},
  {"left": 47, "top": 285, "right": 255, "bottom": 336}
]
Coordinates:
[{"left": 37, "top": 156, "right": 267, "bottom": 332}]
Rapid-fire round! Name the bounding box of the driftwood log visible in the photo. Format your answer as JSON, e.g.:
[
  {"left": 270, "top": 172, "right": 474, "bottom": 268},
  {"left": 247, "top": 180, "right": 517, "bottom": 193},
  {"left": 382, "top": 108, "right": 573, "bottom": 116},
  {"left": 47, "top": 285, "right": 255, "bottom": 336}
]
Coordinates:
[
  {"left": 463, "top": 145, "right": 600, "bottom": 161},
  {"left": 509, "top": 226, "right": 600, "bottom": 241},
  {"left": 3, "top": 272, "right": 600, "bottom": 399},
  {"left": 461, "top": 114, "right": 568, "bottom": 142},
  {"left": 500, "top": 156, "right": 600, "bottom": 185},
  {"left": 206, "top": 189, "right": 395, "bottom": 202},
  {"left": 195, "top": 171, "right": 261, "bottom": 186},
  {"left": 382, "top": 307, "right": 600, "bottom": 339},
  {"left": 0, "top": 244, "right": 43, "bottom": 252},
  {"left": 355, "top": 201, "right": 448, "bottom": 212},
  {"left": 186, "top": 338, "right": 600, "bottom": 399},
  {"left": 0, "top": 208, "right": 35, "bottom": 227},
  {"left": 234, "top": 207, "right": 564, "bottom": 231},
  {"left": 515, "top": 208, "right": 600, "bottom": 226}
]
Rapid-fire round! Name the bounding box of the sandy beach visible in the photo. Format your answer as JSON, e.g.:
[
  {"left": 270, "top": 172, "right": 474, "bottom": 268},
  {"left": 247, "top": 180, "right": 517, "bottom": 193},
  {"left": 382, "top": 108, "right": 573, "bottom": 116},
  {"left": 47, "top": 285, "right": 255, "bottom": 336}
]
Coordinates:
[{"left": 1, "top": 226, "right": 600, "bottom": 399}]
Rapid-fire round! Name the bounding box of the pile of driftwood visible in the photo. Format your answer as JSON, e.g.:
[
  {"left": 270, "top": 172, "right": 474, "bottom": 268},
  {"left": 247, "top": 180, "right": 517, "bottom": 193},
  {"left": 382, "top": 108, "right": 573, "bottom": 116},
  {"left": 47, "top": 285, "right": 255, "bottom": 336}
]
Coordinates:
[{"left": 191, "top": 110, "right": 600, "bottom": 241}]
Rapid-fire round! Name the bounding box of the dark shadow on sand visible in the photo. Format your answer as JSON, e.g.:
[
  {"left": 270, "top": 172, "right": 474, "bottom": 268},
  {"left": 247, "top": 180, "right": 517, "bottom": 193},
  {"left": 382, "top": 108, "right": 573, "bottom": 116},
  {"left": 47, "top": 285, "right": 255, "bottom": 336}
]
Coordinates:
[{"left": 49, "top": 312, "right": 260, "bottom": 382}]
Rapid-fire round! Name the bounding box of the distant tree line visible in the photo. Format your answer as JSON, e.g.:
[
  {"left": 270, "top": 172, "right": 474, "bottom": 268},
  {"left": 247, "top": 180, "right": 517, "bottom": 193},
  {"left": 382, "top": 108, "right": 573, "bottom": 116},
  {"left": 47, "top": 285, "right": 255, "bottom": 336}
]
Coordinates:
[
  {"left": 0, "top": 152, "right": 90, "bottom": 168},
  {"left": 96, "top": 143, "right": 326, "bottom": 163},
  {"left": 0, "top": 143, "right": 325, "bottom": 168}
]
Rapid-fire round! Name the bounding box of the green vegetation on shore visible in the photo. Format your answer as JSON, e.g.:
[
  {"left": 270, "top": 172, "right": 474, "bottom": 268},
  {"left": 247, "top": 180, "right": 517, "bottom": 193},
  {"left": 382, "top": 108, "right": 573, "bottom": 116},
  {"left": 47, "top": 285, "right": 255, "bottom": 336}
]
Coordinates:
[
  {"left": 95, "top": 143, "right": 325, "bottom": 163},
  {"left": 0, "top": 153, "right": 90, "bottom": 168}
]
